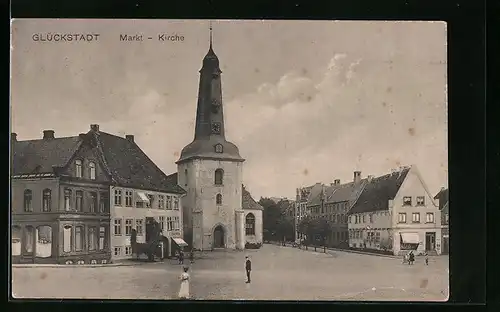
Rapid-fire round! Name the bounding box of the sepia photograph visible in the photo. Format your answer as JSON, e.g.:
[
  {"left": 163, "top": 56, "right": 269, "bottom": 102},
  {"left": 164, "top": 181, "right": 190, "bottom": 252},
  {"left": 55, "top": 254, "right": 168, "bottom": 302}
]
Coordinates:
[{"left": 10, "top": 19, "right": 448, "bottom": 301}]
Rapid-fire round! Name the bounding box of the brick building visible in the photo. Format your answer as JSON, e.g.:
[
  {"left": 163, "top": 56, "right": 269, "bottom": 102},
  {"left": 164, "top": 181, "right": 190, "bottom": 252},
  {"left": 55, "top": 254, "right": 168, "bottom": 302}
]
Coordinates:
[
  {"left": 11, "top": 129, "right": 111, "bottom": 264},
  {"left": 348, "top": 166, "right": 442, "bottom": 256}
]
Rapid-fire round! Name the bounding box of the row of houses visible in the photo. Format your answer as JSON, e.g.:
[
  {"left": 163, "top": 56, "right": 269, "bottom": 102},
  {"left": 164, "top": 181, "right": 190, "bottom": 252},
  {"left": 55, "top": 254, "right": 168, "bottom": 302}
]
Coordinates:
[
  {"left": 11, "top": 125, "right": 263, "bottom": 264},
  {"left": 295, "top": 166, "right": 449, "bottom": 256}
]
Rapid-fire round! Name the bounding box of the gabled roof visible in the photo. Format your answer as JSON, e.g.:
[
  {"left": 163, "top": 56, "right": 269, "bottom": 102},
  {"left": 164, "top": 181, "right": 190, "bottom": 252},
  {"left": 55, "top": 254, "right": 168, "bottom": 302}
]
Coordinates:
[
  {"left": 306, "top": 183, "right": 324, "bottom": 205},
  {"left": 434, "top": 187, "right": 449, "bottom": 210},
  {"left": 11, "top": 129, "right": 185, "bottom": 194},
  {"left": 93, "top": 132, "right": 185, "bottom": 194},
  {"left": 308, "top": 184, "right": 336, "bottom": 206},
  {"left": 12, "top": 136, "right": 81, "bottom": 175},
  {"left": 348, "top": 167, "right": 410, "bottom": 214},
  {"left": 327, "top": 180, "right": 367, "bottom": 207},
  {"left": 242, "top": 185, "right": 263, "bottom": 210}
]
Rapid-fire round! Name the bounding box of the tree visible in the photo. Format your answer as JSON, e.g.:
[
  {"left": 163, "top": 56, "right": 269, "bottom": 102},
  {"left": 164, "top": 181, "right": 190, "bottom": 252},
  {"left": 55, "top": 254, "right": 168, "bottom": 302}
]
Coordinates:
[
  {"left": 297, "top": 216, "right": 313, "bottom": 250},
  {"left": 314, "top": 218, "right": 333, "bottom": 253},
  {"left": 260, "top": 198, "right": 282, "bottom": 242}
]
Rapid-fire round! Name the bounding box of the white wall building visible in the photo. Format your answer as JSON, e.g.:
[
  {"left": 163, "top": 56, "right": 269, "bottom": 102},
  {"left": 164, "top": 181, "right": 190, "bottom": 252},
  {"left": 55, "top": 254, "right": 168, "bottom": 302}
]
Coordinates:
[
  {"left": 110, "top": 185, "right": 185, "bottom": 261},
  {"left": 348, "top": 165, "right": 442, "bottom": 256}
]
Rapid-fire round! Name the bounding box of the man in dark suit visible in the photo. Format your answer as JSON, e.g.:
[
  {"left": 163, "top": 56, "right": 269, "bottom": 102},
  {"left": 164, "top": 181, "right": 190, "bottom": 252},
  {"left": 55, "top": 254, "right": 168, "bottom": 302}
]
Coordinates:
[{"left": 245, "top": 256, "right": 252, "bottom": 283}]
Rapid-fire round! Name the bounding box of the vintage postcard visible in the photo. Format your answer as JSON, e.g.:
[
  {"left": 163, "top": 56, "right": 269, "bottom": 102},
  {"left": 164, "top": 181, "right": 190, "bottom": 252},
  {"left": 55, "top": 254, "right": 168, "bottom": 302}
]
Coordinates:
[{"left": 10, "top": 19, "right": 448, "bottom": 301}]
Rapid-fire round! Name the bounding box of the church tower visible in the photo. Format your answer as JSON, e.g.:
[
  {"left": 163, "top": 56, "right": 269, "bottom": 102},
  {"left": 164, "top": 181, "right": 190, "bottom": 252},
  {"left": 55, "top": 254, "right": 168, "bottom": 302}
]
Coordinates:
[{"left": 176, "top": 24, "right": 245, "bottom": 251}]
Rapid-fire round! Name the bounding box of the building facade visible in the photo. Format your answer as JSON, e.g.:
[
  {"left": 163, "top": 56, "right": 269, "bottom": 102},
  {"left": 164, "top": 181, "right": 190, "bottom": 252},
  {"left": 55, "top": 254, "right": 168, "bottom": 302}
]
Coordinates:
[
  {"left": 11, "top": 130, "right": 111, "bottom": 264},
  {"left": 176, "top": 30, "right": 262, "bottom": 251},
  {"left": 434, "top": 187, "right": 449, "bottom": 255},
  {"left": 348, "top": 166, "right": 442, "bottom": 256},
  {"left": 11, "top": 125, "right": 186, "bottom": 264}
]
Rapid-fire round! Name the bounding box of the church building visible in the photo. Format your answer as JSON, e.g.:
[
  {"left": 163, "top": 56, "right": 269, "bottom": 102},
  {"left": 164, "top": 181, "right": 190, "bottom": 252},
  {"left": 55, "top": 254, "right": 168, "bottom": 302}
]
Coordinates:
[{"left": 176, "top": 26, "right": 263, "bottom": 251}]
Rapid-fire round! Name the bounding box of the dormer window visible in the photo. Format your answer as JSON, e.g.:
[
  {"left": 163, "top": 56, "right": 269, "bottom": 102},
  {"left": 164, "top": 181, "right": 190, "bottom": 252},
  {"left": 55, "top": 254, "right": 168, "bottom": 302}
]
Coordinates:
[
  {"left": 89, "top": 161, "right": 96, "bottom": 180},
  {"left": 75, "top": 160, "right": 82, "bottom": 178},
  {"left": 215, "top": 144, "right": 223, "bottom": 153}
]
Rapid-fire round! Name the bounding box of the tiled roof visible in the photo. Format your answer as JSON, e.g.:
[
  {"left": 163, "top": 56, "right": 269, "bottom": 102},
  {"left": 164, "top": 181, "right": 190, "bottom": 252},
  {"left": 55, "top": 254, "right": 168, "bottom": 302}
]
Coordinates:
[
  {"left": 328, "top": 180, "right": 367, "bottom": 207},
  {"left": 306, "top": 183, "right": 324, "bottom": 205},
  {"left": 434, "top": 188, "right": 449, "bottom": 210},
  {"left": 12, "top": 136, "right": 82, "bottom": 175},
  {"left": 308, "top": 184, "right": 336, "bottom": 206},
  {"left": 11, "top": 130, "right": 185, "bottom": 194},
  {"left": 348, "top": 167, "right": 410, "bottom": 214},
  {"left": 242, "top": 185, "right": 263, "bottom": 210},
  {"left": 95, "top": 132, "right": 185, "bottom": 194}
]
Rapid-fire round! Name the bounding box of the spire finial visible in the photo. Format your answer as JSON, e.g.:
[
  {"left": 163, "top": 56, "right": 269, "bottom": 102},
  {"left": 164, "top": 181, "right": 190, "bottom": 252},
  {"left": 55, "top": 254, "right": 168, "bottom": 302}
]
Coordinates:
[{"left": 209, "top": 21, "right": 213, "bottom": 49}]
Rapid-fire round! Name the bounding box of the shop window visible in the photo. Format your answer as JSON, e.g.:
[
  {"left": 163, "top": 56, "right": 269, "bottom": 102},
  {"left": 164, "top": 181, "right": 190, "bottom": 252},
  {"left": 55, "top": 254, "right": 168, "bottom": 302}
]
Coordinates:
[
  {"left": 63, "top": 225, "right": 72, "bottom": 252},
  {"left": 88, "top": 227, "right": 97, "bottom": 251},
  {"left": 12, "top": 225, "right": 21, "bottom": 256},
  {"left": 75, "top": 226, "right": 84, "bottom": 251},
  {"left": 25, "top": 226, "right": 34, "bottom": 253},
  {"left": 36, "top": 226, "right": 52, "bottom": 258}
]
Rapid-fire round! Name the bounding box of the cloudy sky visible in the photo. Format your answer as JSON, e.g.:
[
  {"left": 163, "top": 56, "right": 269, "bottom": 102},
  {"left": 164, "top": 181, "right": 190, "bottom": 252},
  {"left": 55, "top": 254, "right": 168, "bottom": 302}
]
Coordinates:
[{"left": 11, "top": 19, "right": 448, "bottom": 199}]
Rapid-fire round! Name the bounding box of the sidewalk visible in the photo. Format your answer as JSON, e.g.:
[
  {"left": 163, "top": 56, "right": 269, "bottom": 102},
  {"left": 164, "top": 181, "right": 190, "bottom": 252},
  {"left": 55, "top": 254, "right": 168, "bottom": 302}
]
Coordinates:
[
  {"left": 12, "top": 259, "right": 166, "bottom": 268},
  {"left": 267, "top": 242, "right": 399, "bottom": 259}
]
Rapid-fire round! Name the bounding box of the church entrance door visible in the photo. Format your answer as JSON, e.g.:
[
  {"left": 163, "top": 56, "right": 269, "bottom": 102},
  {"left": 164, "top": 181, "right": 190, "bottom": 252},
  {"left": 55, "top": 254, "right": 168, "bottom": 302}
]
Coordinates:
[{"left": 213, "top": 225, "right": 225, "bottom": 248}]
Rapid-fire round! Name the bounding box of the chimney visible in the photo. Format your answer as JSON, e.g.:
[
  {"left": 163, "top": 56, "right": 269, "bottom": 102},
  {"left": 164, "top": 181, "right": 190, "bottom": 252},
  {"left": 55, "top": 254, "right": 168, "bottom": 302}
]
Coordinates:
[
  {"left": 367, "top": 175, "right": 374, "bottom": 182},
  {"left": 125, "top": 135, "right": 135, "bottom": 143},
  {"left": 354, "top": 171, "right": 361, "bottom": 183},
  {"left": 334, "top": 179, "right": 340, "bottom": 185},
  {"left": 43, "top": 130, "right": 55, "bottom": 139},
  {"left": 11, "top": 132, "right": 17, "bottom": 142},
  {"left": 90, "top": 124, "right": 99, "bottom": 132}
]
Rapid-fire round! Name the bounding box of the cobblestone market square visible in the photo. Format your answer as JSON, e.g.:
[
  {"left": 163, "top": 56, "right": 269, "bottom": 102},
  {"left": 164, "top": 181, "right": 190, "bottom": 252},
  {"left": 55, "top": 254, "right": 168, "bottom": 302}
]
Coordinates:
[{"left": 12, "top": 244, "right": 449, "bottom": 301}]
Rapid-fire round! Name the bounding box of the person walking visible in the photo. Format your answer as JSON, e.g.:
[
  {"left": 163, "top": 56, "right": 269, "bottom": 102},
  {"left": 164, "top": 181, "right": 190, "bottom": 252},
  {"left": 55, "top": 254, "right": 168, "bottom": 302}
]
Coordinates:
[
  {"left": 409, "top": 251, "right": 415, "bottom": 265},
  {"left": 178, "top": 250, "right": 184, "bottom": 265},
  {"left": 245, "top": 256, "right": 252, "bottom": 284},
  {"left": 424, "top": 252, "right": 429, "bottom": 265},
  {"left": 177, "top": 266, "right": 190, "bottom": 299},
  {"left": 189, "top": 249, "right": 195, "bottom": 264}
]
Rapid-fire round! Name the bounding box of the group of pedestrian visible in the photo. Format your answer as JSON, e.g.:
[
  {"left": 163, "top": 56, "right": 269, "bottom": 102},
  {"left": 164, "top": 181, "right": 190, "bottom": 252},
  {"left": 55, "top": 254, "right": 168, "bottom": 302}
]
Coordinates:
[
  {"left": 177, "top": 254, "right": 253, "bottom": 299},
  {"left": 402, "top": 251, "right": 429, "bottom": 265},
  {"left": 176, "top": 249, "right": 195, "bottom": 265}
]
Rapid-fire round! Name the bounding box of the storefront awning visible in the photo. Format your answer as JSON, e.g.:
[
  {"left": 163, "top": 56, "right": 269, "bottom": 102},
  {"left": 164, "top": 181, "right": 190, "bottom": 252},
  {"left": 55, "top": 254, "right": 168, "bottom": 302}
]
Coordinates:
[
  {"left": 172, "top": 237, "right": 188, "bottom": 247},
  {"left": 400, "top": 232, "right": 420, "bottom": 244},
  {"left": 136, "top": 192, "right": 149, "bottom": 202}
]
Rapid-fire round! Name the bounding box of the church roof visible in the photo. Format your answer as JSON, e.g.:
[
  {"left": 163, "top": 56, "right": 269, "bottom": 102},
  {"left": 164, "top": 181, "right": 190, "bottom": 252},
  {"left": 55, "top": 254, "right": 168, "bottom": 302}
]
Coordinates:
[
  {"left": 242, "top": 185, "right": 263, "bottom": 210},
  {"left": 177, "top": 138, "right": 244, "bottom": 163}
]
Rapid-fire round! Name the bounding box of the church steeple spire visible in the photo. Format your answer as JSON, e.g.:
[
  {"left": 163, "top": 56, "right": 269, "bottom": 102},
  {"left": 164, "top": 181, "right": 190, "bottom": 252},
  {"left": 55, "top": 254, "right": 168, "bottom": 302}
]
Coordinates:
[
  {"left": 209, "top": 21, "right": 213, "bottom": 49},
  {"left": 176, "top": 21, "right": 244, "bottom": 164}
]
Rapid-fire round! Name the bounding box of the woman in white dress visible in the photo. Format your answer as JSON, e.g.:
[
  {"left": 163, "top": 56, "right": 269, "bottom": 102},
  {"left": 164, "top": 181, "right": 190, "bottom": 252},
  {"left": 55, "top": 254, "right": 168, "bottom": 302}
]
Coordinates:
[{"left": 178, "top": 266, "right": 190, "bottom": 299}]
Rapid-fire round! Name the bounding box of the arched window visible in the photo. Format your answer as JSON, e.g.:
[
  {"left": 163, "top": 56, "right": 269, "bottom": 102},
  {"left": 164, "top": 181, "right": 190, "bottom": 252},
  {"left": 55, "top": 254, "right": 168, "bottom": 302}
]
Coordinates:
[
  {"left": 63, "top": 225, "right": 72, "bottom": 252},
  {"left": 36, "top": 226, "right": 52, "bottom": 258},
  {"left": 216, "top": 193, "right": 222, "bottom": 205},
  {"left": 24, "top": 189, "right": 33, "bottom": 212},
  {"left": 215, "top": 169, "right": 224, "bottom": 185},
  {"left": 215, "top": 144, "right": 223, "bottom": 153},
  {"left": 75, "top": 160, "right": 82, "bottom": 177},
  {"left": 89, "top": 161, "right": 96, "bottom": 180},
  {"left": 245, "top": 213, "right": 255, "bottom": 235},
  {"left": 42, "top": 189, "right": 51, "bottom": 212}
]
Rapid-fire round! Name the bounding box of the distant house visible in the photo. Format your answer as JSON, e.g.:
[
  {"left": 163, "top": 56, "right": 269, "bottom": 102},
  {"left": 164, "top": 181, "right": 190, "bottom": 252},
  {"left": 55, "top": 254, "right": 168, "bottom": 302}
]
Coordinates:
[
  {"left": 434, "top": 187, "right": 449, "bottom": 254},
  {"left": 347, "top": 165, "right": 442, "bottom": 256},
  {"left": 11, "top": 124, "right": 185, "bottom": 264},
  {"left": 305, "top": 173, "right": 366, "bottom": 248},
  {"left": 294, "top": 183, "right": 321, "bottom": 241}
]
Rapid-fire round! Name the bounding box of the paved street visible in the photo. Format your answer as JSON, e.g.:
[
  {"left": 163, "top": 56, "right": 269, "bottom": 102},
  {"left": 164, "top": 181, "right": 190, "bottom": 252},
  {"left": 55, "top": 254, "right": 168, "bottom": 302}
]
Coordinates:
[{"left": 12, "top": 244, "right": 448, "bottom": 301}]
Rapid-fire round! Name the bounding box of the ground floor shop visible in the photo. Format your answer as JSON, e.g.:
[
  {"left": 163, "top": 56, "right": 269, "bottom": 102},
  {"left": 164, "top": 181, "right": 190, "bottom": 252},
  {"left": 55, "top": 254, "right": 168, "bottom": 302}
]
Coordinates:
[{"left": 11, "top": 214, "right": 111, "bottom": 264}]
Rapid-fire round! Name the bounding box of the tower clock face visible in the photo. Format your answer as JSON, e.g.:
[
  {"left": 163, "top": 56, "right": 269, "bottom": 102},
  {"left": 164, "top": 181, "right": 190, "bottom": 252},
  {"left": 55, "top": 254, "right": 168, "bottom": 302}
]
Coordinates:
[{"left": 211, "top": 122, "right": 221, "bottom": 134}]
